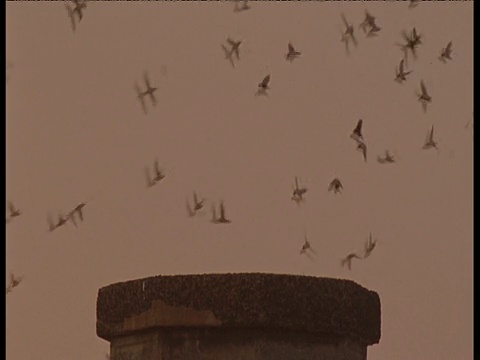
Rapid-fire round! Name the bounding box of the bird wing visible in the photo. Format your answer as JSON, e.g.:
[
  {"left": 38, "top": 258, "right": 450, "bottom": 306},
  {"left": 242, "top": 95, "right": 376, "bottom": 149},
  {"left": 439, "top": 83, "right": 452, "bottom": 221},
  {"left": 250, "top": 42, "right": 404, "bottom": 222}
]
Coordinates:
[
  {"left": 429, "top": 126, "right": 435, "bottom": 142},
  {"left": 420, "top": 80, "right": 427, "bottom": 96},
  {"left": 328, "top": 181, "right": 334, "bottom": 191},
  {"left": 186, "top": 199, "right": 195, "bottom": 217},
  {"left": 154, "top": 159, "right": 161, "bottom": 175},
  {"left": 341, "top": 13, "right": 349, "bottom": 28},
  {"left": 65, "top": 4, "right": 76, "bottom": 31},
  {"left": 233, "top": 46, "right": 240, "bottom": 60},
  {"left": 77, "top": 207, "right": 84, "bottom": 221},
  {"left": 350, "top": 32, "right": 358, "bottom": 47},
  {"left": 260, "top": 74, "right": 270, "bottom": 88},
  {"left": 219, "top": 201, "right": 226, "bottom": 219},
  {"left": 143, "top": 72, "right": 152, "bottom": 89},
  {"left": 401, "top": 30, "right": 410, "bottom": 43},
  {"left": 226, "top": 38, "right": 235, "bottom": 46},
  {"left": 7, "top": 201, "right": 14, "bottom": 213},
  {"left": 354, "top": 119, "right": 363, "bottom": 135},
  {"left": 135, "top": 84, "right": 147, "bottom": 114},
  {"left": 145, "top": 167, "right": 153, "bottom": 187},
  {"left": 211, "top": 204, "right": 217, "bottom": 222},
  {"left": 69, "top": 211, "right": 77, "bottom": 227},
  {"left": 288, "top": 42, "right": 295, "bottom": 53},
  {"left": 221, "top": 45, "right": 235, "bottom": 67},
  {"left": 446, "top": 41, "right": 452, "bottom": 53},
  {"left": 221, "top": 44, "right": 231, "bottom": 58}
]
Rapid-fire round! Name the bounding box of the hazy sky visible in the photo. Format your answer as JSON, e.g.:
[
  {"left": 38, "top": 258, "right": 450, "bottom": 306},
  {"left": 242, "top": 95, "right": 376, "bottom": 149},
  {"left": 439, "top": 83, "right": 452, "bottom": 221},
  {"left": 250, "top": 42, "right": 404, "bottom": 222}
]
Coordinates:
[{"left": 6, "top": 1, "right": 473, "bottom": 360}]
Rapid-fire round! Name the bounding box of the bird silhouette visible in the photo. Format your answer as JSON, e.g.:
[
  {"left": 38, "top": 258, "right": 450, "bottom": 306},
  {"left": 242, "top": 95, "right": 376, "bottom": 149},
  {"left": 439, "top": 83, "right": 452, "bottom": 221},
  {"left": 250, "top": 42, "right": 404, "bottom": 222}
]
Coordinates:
[
  {"left": 153, "top": 159, "right": 166, "bottom": 183},
  {"left": 65, "top": 0, "right": 86, "bottom": 32},
  {"left": 356, "top": 140, "right": 368, "bottom": 162},
  {"left": 217, "top": 201, "right": 231, "bottom": 224},
  {"left": 286, "top": 42, "right": 301, "bottom": 62},
  {"left": 193, "top": 192, "right": 205, "bottom": 211},
  {"left": 341, "top": 253, "right": 362, "bottom": 271},
  {"left": 350, "top": 119, "right": 364, "bottom": 142},
  {"left": 363, "top": 233, "right": 377, "bottom": 259},
  {"left": 340, "top": 13, "right": 358, "bottom": 54},
  {"left": 292, "top": 177, "right": 308, "bottom": 201},
  {"left": 395, "top": 59, "right": 412, "bottom": 83},
  {"left": 227, "top": 38, "right": 242, "bottom": 60},
  {"left": 256, "top": 74, "right": 271, "bottom": 96},
  {"left": 221, "top": 44, "right": 236, "bottom": 68},
  {"left": 135, "top": 72, "right": 157, "bottom": 114},
  {"left": 439, "top": 41, "right": 453, "bottom": 62},
  {"left": 6, "top": 201, "right": 21, "bottom": 222},
  {"left": 328, "top": 178, "right": 343, "bottom": 194},
  {"left": 300, "top": 234, "right": 317, "bottom": 256},
  {"left": 423, "top": 126, "right": 438, "bottom": 150},
  {"left": 233, "top": 0, "right": 250, "bottom": 13},
  {"left": 6, "top": 273, "right": 23, "bottom": 294},
  {"left": 360, "top": 10, "right": 381, "bottom": 37},
  {"left": 417, "top": 80, "right": 432, "bottom": 113}
]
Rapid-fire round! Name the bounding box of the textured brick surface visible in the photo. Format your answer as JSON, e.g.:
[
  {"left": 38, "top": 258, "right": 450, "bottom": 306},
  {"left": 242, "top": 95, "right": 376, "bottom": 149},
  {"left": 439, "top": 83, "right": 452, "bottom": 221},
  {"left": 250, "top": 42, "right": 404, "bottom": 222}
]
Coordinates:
[{"left": 97, "top": 273, "right": 381, "bottom": 346}]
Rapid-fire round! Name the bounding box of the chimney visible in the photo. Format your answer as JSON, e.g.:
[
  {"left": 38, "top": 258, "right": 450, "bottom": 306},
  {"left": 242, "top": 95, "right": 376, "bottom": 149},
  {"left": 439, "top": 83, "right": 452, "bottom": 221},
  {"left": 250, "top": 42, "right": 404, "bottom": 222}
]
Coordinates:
[{"left": 97, "top": 273, "right": 381, "bottom": 360}]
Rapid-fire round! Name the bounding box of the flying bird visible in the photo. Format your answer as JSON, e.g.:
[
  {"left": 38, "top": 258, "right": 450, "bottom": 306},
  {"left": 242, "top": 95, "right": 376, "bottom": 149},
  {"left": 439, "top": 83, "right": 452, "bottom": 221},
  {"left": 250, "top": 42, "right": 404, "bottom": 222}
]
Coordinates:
[
  {"left": 65, "top": 0, "right": 86, "bottom": 32},
  {"left": 423, "top": 126, "right": 438, "bottom": 150},
  {"left": 256, "top": 74, "right": 271, "bottom": 96},
  {"left": 408, "top": 0, "right": 421, "bottom": 9},
  {"left": 328, "top": 178, "right": 343, "bottom": 194},
  {"left": 399, "top": 27, "right": 422, "bottom": 64},
  {"left": 153, "top": 159, "right": 166, "bottom": 183},
  {"left": 350, "top": 119, "right": 364, "bottom": 142},
  {"left": 135, "top": 72, "right": 157, "bottom": 114},
  {"left": 340, "top": 13, "right": 358, "bottom": 54},
  {"left": 135, "top": 83, "right": 148, "bottom": 114},
  {"left": 377, "top": 150, "right": 396, "bottom": 164},
  {"left": 145, "top": 167, "right": 155, "bottom": 188},
  {"left": 69, "top": 202, "right": 86, "bottom": 227},
  {"left": 221, "top": 44, "right": 236, "bottom": 68},
  {"left": 417, "top": 80, "right": 432, "bottom": 112},
  {"left": 300, "top": 234, "right": 317, "bottom": 255},
  {"left": 286, "top": 42, "right": 301, "bottom": 62},
  {"left": 227, "top": 38, "right": 242, "bottom": 60},
  {"left": 341, "top": 253, "right": 362, "bottom": 271},
  {"left": 234, "top": 0, "right": 250, "bottom": 13},
  {"left": 360, "top": 10, "right": 381, "bottom": 37},
  {"left": 292, "top": 177, "right": 308, "bottom": 201},
  {"left": 356, "top": 140, "right": 368, "bottom": 162},
  {"left": 439, "top": 41, "right": 453, "bottom": 62},
  {"left": 217, "top": 201, "right": 231, "bottom": 224},
  {"left": 6, "top": 201, "right": 21, "bottom": 222},
  {"left": 6, "top": 273, "right": 23, "bottom": 294},
  {"left": 395, "top": 59, "right": 412, "bottom": 83},
  {"left": 211, "top": 201, "right": 231, "bottom": 224},
  {"left": 363, "top": 233, "right": 377, "bottom": 259},
  {"left": 192, "top": 192, "right": 205, "bottom": 211}
]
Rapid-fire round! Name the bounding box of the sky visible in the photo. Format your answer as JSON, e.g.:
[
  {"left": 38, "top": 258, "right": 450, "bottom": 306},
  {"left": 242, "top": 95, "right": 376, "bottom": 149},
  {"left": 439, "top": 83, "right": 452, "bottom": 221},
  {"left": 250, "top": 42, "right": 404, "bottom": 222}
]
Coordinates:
[{"left": 5, "top": 1, "right": 473, "bottom": 360}]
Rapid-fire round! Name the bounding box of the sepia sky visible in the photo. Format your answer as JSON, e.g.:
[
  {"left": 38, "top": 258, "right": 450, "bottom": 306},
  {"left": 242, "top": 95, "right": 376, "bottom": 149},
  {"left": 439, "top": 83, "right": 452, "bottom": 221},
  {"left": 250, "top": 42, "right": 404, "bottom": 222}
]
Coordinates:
[{"left": 6, "top": 1, "right": 473, "bottom": 360}]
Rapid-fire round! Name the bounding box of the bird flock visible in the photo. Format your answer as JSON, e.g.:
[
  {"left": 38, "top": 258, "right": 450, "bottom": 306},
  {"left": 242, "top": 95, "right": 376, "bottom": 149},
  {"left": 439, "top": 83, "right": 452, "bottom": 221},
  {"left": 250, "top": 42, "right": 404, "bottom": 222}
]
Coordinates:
[{"left": 5, "top": 0, "right": 473, "bottom": 296}]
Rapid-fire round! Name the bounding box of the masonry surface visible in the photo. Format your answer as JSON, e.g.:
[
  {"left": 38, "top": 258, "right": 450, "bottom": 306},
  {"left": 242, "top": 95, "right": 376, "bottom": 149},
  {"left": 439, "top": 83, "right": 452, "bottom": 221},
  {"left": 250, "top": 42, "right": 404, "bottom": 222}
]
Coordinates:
[{"left": 97, "top": 273, "right": 381, "bottom": 360}]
